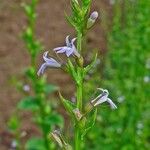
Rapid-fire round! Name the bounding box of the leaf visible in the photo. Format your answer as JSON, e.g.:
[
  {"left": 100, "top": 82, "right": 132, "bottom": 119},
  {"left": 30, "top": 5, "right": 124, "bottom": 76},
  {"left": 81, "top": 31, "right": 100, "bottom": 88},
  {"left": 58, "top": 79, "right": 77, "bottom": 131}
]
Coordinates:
[
  {"left": 25, "top": 67, "right": 36, "bottom": 79},
  {"left": 35, "top": 112, "right": 64, "bottom": 134},
  {"left": 84, "top": 53, "right": 97, "bottom": 74},
  {"left": 66, "top": 59, "right": 77, "bottom": 81},
  {"left": 82, "top": 0, "right": 92, "bottom": 14},
  {"left": 44, "top": 84, "right": 58, "bottom": 94},
  {"left": 81, "top": 108, "right": 97, "bottom": 139},
  {"left": 7, "top": 115, "right": 20, "bottom": 131},
  {"left": 25, "top": 137, "right": 46, "bottom": 150},
  {"left": 59, "top": 92, "right": 76, "bottom": 118},
  {"left": 17, "top": 96, "right": 39, "bottom": 111}
]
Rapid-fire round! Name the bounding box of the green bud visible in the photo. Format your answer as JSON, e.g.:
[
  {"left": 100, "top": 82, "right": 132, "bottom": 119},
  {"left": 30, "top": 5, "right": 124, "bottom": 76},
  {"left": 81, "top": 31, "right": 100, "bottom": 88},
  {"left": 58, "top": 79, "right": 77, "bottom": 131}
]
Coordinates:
[
  {"left": 76, "top": 56, "right": 84, "bottom": 67},
  {"left": 87, "top": 11, "right": 99, "bottom": 29}
]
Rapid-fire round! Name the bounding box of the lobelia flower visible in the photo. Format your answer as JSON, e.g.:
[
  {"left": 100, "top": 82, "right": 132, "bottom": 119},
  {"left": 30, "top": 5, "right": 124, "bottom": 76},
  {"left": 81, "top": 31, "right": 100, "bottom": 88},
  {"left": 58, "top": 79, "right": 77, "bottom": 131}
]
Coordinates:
[
  {"left": 37, "top": 51, "right": 61, "bottom": 76},
  {"left": 53, "top": 36, "right": 80, "bottom": 58},
  {"left": 91, "top": 88, "right": 117, "bottom": 109}
]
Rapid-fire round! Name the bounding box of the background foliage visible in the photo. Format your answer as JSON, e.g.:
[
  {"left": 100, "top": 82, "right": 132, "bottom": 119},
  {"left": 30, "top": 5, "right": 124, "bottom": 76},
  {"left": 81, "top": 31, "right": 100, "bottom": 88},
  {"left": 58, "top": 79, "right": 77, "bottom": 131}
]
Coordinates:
[{"left": 85, "top": 0, "right": 150, "bottom": 149}]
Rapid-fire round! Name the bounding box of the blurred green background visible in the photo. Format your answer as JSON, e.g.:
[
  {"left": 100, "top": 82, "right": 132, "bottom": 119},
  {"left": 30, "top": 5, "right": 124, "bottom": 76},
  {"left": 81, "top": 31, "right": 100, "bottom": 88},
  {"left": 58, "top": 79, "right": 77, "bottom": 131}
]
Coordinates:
[{"left": 0, "top": 0, "right": 149, "bottom": 150}]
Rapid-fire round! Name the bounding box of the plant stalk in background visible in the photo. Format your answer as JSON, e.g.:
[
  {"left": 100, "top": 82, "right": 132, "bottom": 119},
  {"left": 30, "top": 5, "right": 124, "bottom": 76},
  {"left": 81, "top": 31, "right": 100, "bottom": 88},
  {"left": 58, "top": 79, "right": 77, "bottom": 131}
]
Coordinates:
[{"left": 9, "top": 0, "right": 63, "bottom": 150}]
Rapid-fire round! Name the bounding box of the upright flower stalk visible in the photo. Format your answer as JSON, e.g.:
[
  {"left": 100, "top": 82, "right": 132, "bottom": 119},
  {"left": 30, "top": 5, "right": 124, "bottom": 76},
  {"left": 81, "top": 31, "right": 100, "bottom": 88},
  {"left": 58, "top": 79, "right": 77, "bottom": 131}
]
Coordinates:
[
  {"left": 10, "top": 1, "right": 63, "bottom": 150},
  {"left": 38, "top": 0, "right": 117, "bottom": 149}
]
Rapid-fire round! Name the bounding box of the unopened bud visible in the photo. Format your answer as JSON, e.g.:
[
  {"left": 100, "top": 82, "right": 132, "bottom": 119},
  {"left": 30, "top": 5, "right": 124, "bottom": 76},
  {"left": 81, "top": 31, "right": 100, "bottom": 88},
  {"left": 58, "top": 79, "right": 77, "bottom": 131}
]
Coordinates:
[
  {"left": 76, "top": 56, "right": 84, "bottom": 67},
  {"left": 90, "top": 11, "right": 99, "bottom": 20},
  {"left": 87, "top": 11, "right": 99, "bottom": 29}
]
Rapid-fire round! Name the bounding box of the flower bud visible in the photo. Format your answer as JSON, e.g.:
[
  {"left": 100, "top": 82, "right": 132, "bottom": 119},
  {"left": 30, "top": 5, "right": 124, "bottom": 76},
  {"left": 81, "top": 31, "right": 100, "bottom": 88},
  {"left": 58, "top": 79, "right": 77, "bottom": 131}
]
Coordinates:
[
  {"left": 90, "top": 11, "right": 99, "bottom": 20},
  {"left": 87, "top": 11, "right": 99, "bottom": 29},
  {"left": 76, "top": 56, "right": 84, "bottom": 67}
]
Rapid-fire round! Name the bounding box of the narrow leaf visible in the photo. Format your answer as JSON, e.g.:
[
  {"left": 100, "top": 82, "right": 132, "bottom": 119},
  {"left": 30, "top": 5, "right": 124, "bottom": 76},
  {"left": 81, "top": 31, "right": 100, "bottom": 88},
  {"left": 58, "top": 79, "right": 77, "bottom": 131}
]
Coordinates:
[{"left": 59, "top": 92, "right": 76, "bottom": 118}]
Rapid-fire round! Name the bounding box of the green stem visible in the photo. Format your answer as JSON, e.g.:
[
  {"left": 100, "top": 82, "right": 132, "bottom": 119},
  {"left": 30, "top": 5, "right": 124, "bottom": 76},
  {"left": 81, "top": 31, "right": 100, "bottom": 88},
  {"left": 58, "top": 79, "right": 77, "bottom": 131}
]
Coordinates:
[
  {"left": 38, "top": 94, "right": 50, "bottom": 150},
  {"left": 75, "top": 126, "right": 80, "bottom": 150},
  {"left": 32, "top": 61, "right": 50, "bottom": 150},
  {"left": 77, "top": 32, "right": 82, "bottom": 52},
  {"left": 75, "top": 32, "right": 83, "bottom": 150},
  {"left": 77, "top": 78, "right": 83, "bottom": 110}
]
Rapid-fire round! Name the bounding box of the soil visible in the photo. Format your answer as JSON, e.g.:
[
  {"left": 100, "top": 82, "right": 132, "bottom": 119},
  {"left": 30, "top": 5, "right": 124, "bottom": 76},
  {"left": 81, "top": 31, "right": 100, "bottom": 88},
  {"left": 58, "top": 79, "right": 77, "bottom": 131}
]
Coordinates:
[{"left": 0, "top": 0, "right": 112, "bottom": 149}]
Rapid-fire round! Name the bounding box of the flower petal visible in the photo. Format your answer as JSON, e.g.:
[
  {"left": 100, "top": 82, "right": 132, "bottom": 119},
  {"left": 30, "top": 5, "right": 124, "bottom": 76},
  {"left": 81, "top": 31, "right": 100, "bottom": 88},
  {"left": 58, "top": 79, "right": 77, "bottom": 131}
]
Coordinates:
[
  {"left": 53, "top": 47, "right": 66, "bottom": 51},
  {"left": 66, "top": 48, "right": 74, "bottom": 57},
  {"left": 107, "top": 98, "right": 117, "bottom": 109},
  {"left": 71, "top": 38, "right": 76, "bottom": 45},
  {"left": 37, "top": 63, "right": 48, "bottom": 76},
  {"left": 56, "top": 47, "right": 69, "bottom": 54},
  {"left": 43, "top": 51, "right": 56, "bottom": 63},
  {"left": 65, "top": 35, "right": 71, "bottom": 47}
]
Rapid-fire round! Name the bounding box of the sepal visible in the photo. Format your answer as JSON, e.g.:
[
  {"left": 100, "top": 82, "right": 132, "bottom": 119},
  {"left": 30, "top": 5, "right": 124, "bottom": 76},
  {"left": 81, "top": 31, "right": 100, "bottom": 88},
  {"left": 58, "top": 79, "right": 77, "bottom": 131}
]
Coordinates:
[
  {"left": 59, "top": 92, "right": 76, "bottom": 119},
  {"left": 84, "top": 53, "right": 97, "bottom": 75},
  {"left": 81, "top": 108, "right": 97, "bottom": 139}
]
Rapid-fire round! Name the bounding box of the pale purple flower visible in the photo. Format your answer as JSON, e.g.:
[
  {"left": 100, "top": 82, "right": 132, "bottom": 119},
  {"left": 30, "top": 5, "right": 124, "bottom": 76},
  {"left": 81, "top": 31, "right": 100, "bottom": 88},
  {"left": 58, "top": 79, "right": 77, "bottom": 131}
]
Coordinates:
[
  {"left": 91, "top": 88, "right": 117, "bottom": 109},
  {"left": 53, "top": 36, "right": 80, "bottom": 58},
  {"left": 37, "top": 51, "right": 61, "bottom": 76}
]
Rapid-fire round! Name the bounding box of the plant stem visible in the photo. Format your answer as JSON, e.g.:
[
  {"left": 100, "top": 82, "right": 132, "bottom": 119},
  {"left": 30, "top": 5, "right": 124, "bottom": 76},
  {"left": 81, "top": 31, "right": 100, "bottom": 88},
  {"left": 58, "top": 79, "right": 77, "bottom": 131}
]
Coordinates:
[
  {"left": 31, "top": 58, "right": 50, "bottom": 150},
  {"left": 38, "top": 94, "right": 50, "bottom": 150},
  {"left": 75, "top": 125, "right": 80, "bottom": 150},
  {"left": 75, "top": 31, "right": 83, "bottom": 150},
  {"left": 77, "top": 79, "right": 83, "bottom": 110}
]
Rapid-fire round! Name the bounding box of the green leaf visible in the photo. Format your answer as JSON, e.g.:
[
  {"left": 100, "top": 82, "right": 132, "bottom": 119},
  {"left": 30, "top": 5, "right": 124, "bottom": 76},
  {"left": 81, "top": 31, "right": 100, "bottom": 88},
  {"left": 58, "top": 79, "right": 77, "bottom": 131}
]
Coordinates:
[
  {"left": 59, "top": 92, "right": 76, "bottom": 118},
  {"left": 7, "top": 115, "right": 20, "bottom": 131},
  {"left": 81, "top": 108, "right": 97, "bottom": 139},
  {"left": 25, "top": 137, "right": 46, "bottom": 150},
  {"left": 44, "top": 84, "right": 58, "bottom": 94},
  {"left": 82, "top": 0, "right": 92, "bottom": 14},
  {"left": 17, "top": 96, "right": 39, "bottom": 111},
  {"left": 66, "top": 59, "right": 78, "bottom": 81},
  {"left": 84, "top": 53, "right": 97, "bottom": 74},
  {"left": 25, "top": 67, "right": 36, "bottom": 79},
  {"left": 35, "top": 112, "right": 64, "bottom": 134}
]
